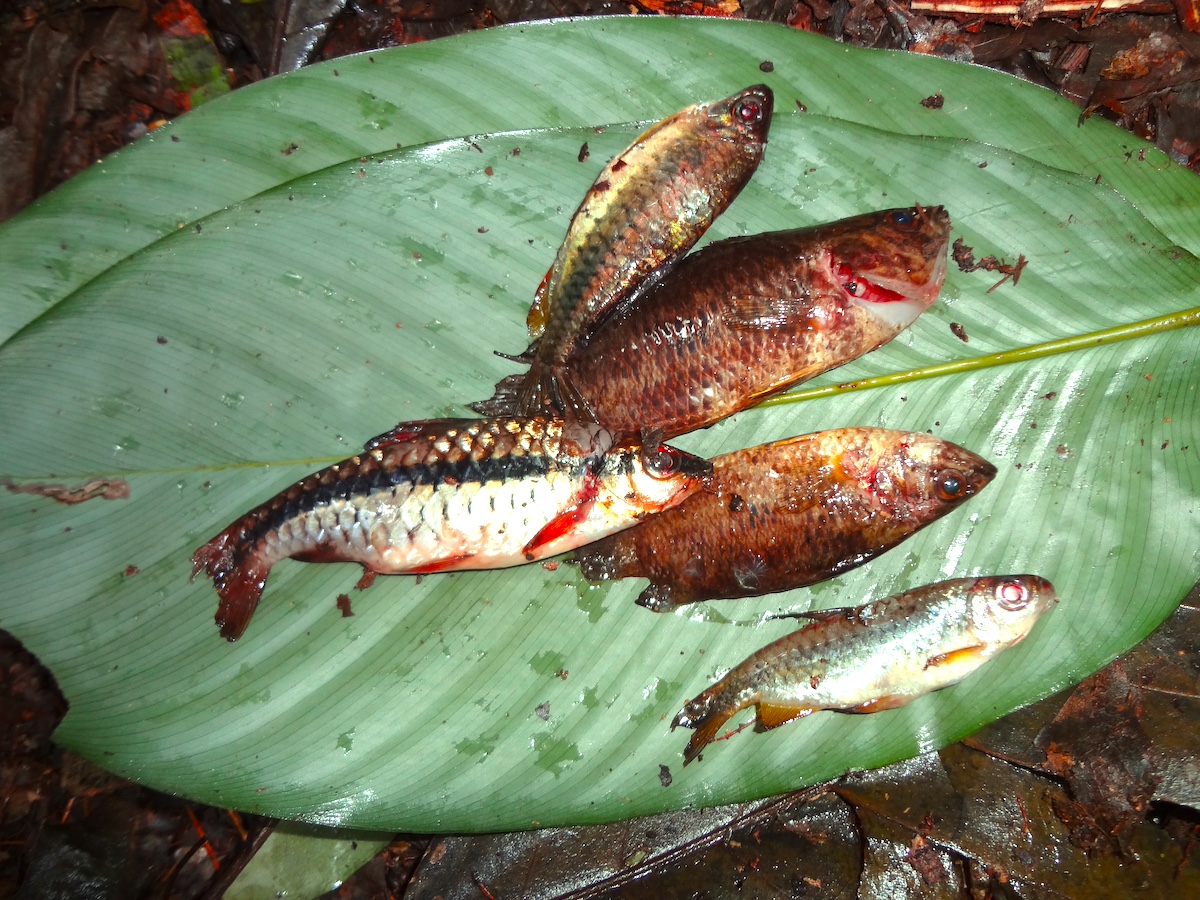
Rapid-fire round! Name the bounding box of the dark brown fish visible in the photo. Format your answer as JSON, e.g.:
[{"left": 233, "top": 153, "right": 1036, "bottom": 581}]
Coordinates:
[
  {"left": 515, "top": 85, "right": 773, "bottom": 417},
  {"left": 574, "top": 428, "right": 996, "bottom": 612},
  {"left": 673, "top": 575, "right": 1057, "bottom": 764},
  {"left": 192, "top": 417, "right": 711, "bottom": 641},
  {"left": 474, "top": 206, "right": 951, "bottom": 438}
]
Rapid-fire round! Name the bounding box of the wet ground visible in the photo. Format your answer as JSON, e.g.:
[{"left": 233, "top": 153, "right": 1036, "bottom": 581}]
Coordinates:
[{"left": 2, "top": 1, "right": 1199, "bottom": 896}]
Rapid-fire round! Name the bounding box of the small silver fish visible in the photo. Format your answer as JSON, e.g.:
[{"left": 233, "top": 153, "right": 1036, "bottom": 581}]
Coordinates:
[{"left": 672, "top": 575, "right": 1057, "bottom": 764}]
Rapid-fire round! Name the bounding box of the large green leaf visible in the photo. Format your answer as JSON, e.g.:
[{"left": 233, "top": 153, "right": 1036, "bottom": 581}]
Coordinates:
[{"left": 0, "top": 18, "right": 1197, "bottom": 833}]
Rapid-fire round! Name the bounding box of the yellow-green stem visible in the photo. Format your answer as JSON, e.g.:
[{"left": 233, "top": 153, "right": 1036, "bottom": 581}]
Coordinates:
[{"left": 760, "top": 305, "right": 1200, "bottom": 408}]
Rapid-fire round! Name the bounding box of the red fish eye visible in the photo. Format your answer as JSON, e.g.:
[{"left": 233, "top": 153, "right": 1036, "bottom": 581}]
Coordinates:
[
  {"left": 643, "top": 445, "right": 679, "bottom": 479},
  {"left": 995, "top": 579, "right": 1031, "bottom": 611},
  {"left": 890, "top": 208, "right": 919, "bottom": 229},
  {"left": 934, "top": 469, "right": 966, "bottom": 501},
  {"left": 735, "top": 100, "right": 762, "bottom": 123}
]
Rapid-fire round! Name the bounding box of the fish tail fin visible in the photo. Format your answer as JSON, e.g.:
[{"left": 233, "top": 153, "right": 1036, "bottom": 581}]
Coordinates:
[
  {"left": 516, "top": 361, "right": 596, "bottom": 421},
  {"left": 468, "top": 373, "right": 524, "bottom": 416},
  {"left": 191, "top": 527, "right": 271, "bottom": 642},
  {"left": 672, "top": 688, "right": 740, "bottom": 766}
]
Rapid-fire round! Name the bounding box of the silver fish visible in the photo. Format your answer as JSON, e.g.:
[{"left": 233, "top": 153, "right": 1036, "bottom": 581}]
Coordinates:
[{"left": 672, "top": 575, "right": 1057, "bottom": 764}]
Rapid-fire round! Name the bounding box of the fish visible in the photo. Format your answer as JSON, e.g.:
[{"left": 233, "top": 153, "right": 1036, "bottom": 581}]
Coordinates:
[
  {"left": 191, "top": 417, "right": 712, "bottom": 641},
  {"left": 473, "top": 206, "right": 952, "bottom": 438},
  {"left": 672, "top": 575, "right": 1058, "bottom": 764},
  {"left": 514, "top": 85, "right": 774, "bottom": 417},
  {"left": 574, "top": 428, "right": 996, "bottom": 612}
]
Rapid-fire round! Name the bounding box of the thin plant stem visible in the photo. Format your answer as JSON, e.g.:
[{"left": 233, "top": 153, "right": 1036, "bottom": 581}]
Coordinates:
[{"left": 759, "top": 306, "right": 1200, "bottom": 409}]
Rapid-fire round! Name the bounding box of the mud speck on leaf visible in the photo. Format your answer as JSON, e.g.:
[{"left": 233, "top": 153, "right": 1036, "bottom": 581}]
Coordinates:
[{"left": 2, "top": 477, "right": 131, "bottom": 504}]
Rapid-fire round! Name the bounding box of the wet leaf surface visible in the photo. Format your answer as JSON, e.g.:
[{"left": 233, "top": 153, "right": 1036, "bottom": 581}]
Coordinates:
[{"left": 3, "top": 2, "right": 1200, "bottom": 898}]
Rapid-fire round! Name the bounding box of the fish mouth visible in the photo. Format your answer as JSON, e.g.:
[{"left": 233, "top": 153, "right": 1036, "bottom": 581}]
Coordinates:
[{"left": 841, "top": 243, "right": 950, "bottom": 330}]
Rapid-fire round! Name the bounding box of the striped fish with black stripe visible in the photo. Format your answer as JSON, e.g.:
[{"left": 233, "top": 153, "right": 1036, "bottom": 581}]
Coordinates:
[{"left": 191, "top": 417, "right": 711, "bottom": 641}]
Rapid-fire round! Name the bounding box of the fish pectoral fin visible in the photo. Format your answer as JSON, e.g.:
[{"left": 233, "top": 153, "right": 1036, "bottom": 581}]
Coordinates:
[
  {"left": 842, "top": 694, "right": 914, "bottom": 714},
  {"left": 755, "top": 702, "right": 815, "bottom": 731},
  {"left": 355, "top": 567, "right": 378, "bottom": 591},
  {"left": 406, "top": 554, "right": 474, "bottom": 575},
  {"left": 722, "top": 295, "right": 818, "bottom": 332},
  {"left": 924, "top": 645, "right": 990, "bottom": 670},
  {"left": 522, "top": 472, "right": 600, "bottom": 559}
]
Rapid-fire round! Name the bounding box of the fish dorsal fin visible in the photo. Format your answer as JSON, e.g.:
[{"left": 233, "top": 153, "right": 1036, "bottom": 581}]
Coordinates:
[
  {"left": 721, "top": 294, "right": 820, "bottom": 332},
  {"left": 362, "top": 419, "right": 473, "bottom": 453},
  {"left": 776, "top": 606, "right": 856, "bottom": 625},
  {"left": 755, "top": 702, "right": 815, "bottom": 731}
]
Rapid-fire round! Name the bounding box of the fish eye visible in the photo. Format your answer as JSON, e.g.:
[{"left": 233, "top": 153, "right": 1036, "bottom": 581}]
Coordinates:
[
  {"left": 934, "top": 469, "right": 966, "bottom": 501},
  {"left": 734, "top": 99, "right": 762, "bottom": 124},
  {"left": 994, "top": 579, "right": 1031, "bottom": 611},
  {"left": 643, "top": 444, "right": 679, "bottom": 479},
  {"left": 890, "top": 209, "right": 919, "bottom": 229}
]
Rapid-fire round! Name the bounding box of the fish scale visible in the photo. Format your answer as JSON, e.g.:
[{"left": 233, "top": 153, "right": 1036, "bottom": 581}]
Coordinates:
[{"left": 193, "top": 417, "right": 710, "bottom": 641}]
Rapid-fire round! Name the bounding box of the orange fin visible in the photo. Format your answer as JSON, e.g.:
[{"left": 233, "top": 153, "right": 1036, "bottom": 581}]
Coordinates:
[
  {"left": 522, "top": 471, "right": 599, "bottom": 560},
  {"left": 355, "top": 568, "right": 378, "bottom": 591},
  {"left": 843, "top": 695, "right": 914, "bottom": 714},
  {"left": 755, "top": 702, "right": 815, "bottom": 731},
  {"left": 526, "top": 267, "right": 553, "bottom": 338},
  {"left": 406, "top": 554, "right": 474, "bottom": 575},
  {"left": 924, "top": 645, "right": 989, "bottom": 670}
]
